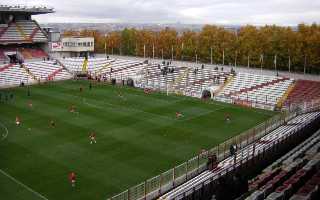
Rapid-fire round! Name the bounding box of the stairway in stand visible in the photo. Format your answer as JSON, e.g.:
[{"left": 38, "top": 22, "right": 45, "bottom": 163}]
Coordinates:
[
  {"left": 82, "top": 59, "right": 88, "bottom": 73},
  {"left": 214, "top": 75, "right": 234, "bottom": 96},
  {"left": 228, "top": 77, "right": 289, "bottom": 97},
  {"left": 21, "top": 64, "right": 38, "bottom": 81},
  {"left": 0, "top": 22, "right": 11, "bottom": 38},
  {"left": 15, "top": 23, "right": 29, "bottom": 41},
  {"left": 97, "top": 60, "right": 115, "bottom": 75},
  {"left": 29, "top": 28, "right": 39, "bottom": 41},
  {"left": 0, "top": 64, "right": 14, "bottom": 72},
  {"left": 276, "top": 82, "right": 296, "bottom": 108},
  {"left": 47, "top": 68, "right": 63, "bottom": 81}
]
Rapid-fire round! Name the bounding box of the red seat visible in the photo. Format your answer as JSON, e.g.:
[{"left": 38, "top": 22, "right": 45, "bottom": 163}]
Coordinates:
[{"left": 286, "top": 80, "right": 320, "bottom": 105}]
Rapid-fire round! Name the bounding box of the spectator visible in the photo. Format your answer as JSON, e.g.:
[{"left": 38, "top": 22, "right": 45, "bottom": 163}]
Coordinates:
[{"left": 230, "top": 144, "right": 236, "bottom": 156}]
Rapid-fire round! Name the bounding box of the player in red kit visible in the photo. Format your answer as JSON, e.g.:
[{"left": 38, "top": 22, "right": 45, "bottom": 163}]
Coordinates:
[
  {"left": 50, "top": 120, "right": 56, "bottom": 128},
  {"left": 176, "top": 112, "right": 183, "bottom": 119},
  {"left": 15, "top": 116, "right": 21, "bottom": 126},
  {"left": 89, "top": 132, "right": 96, "bottom": 144},
  {"left": 28, "top": 101, "right": 33, "bottom": 108},
  {"left": 69, "top": 172, "right": 76, "bottom": 187},
  {"left": 144, "top": 88, "right": 151, "bottom": 94},
  {"left": 225, "top": 113, "right": 231, "bottom": 123},
  {"left": 69, "top": 105, "right": 75, "bottom": 113}
]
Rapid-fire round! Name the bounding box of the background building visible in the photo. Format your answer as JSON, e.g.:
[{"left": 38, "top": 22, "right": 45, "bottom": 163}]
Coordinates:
[{"left": 49, "top": 36, "right": 94, "bottom": 58}]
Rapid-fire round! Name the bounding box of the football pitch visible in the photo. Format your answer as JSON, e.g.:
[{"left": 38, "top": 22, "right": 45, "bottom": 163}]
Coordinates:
[{"left": 0, "top": 80, "right": 275, "bottom": 200}]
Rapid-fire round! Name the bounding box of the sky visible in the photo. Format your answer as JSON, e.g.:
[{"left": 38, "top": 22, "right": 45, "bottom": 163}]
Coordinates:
[{"left": 2, "top": 0, "right": 320, "bottom": 25}]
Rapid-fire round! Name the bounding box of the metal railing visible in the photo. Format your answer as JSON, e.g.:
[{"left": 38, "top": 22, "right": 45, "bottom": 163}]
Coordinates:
[
  {"left": 107, "top": 110, "right": 297, "bottom": 200},
  {"left": 214, "top": 95, "right": 276, "bottom": 111},
  {"left": 286, "top": 98, "right": 320, "bottom": 114},
  {"left": 173, "top": 118, "right": 318, "bottom": 200}
]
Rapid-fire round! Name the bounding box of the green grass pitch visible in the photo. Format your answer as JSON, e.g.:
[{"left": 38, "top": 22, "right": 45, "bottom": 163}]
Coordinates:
[{"left": 0, "top": 80, "right": 274, "bottom": 200}]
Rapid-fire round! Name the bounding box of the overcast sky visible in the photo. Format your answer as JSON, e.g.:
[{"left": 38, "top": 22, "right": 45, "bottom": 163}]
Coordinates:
[{"left": 2, "top": 0, "right": 320, "bottom": 25}]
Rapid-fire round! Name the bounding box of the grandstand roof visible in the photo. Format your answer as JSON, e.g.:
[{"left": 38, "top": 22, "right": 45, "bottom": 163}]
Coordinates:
[{"left": 0, "top": 5, "right": 54, "bottom": 15}]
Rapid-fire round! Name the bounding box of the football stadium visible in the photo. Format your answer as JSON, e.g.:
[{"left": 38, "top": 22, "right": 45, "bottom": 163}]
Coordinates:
[{"left": 1, "top": 3, "right": 320, "bottom": 200}]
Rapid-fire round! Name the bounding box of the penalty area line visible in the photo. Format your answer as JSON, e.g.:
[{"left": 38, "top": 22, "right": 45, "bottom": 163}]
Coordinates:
[{"left": 0, "top": 168, "right": 49, "bottom": 200}]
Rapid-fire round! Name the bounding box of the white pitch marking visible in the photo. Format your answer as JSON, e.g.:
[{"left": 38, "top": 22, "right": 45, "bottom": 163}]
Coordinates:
[
  {"left": 83, "top": 97, "right": 174, "bottom": 121},
  {"left": 0, "top": 168, "right": 49, "bottom": 200}
]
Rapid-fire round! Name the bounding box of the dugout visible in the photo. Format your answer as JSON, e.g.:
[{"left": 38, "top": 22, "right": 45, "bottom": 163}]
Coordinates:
[
  {"left": 127, "top": 79, "right": 134, "bottom": 87},
  {"left": 202, "top": 90, "right": 212, "bottom": 99},
  {"left": 75, "top": 73, "right": 88, "bottom": 80},
  {"left": 111, "top": 79, "right": 116, "bottom": 85}
]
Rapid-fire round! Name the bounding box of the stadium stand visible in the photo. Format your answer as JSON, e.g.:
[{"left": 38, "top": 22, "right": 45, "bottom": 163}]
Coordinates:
[
  {"left": 0, "top": 59, "right": 72, "bottom": 88},
  {"left": 184, "top": 68, "right": 229, "bottom": 97},
  {"left": 26, "top": 57, "right": 315, "bottom": 112},
  {"left": 52, "top": 59, "right": 320, "bottom": 112},
  {"left": 61, "top": 57, "right": 115, "bottom": 73},
  {"left": 246, "top": 128, "right": 320, "bottom": 200},
  {"left": 20, "top": 48, "right": 48, "bottom": 59},
  {"left": 215, "top": 72, "right": 294, "bottom": 109},
  {"left": 24, "top": 61, "right": 72, "bottom": 81},
  {"left": 0, "top": 63, "right": 32, "bottom": 87},
  {"left": 52, "top": 68, "right": 73, "bottom": 80},
  {"left": 291, "top": 171, "right": 320, "bottom": 200},
  {"left": 0, "top": 20, "right": 47, "bottom": 43},
  {"left": 2, "top": 55, "right": 319, "bottom": 112},
  {"left": 0, "top": 49, "right": 5, "bottom": 61},
  {"left": 62, "top": 57, "right": 104, "bottom": 72},
  {"left": 107, "top": 61, "right": 147, "bottom": 81},
  {"left": 138, "top": 111, "right": 320, "bottom": 200},
  {"left": 0, "top": 47, "right": 48, "bottom": 61},
  {"left": 141, "top": 65, "right": 229, "bottom": 97},
  {"left": 2, "top": 5, "right": 320, "bottom": 200},
  {"left": 0, "top": 63, "right": 14, "bottom": 72},
  {"left": 285, "top": 80, "right": 320, "bottom": 106},
  {"left": 0, "top": 5, "right": 71, "bottom": 87},
  {"left": 60, "top": 57, "right": 145, "bottom": 77}
]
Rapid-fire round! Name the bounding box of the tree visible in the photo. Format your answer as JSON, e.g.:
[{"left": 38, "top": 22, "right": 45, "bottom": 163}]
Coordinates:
[{"left": 63, "top": 23, "right": 320, "bottom": 74}]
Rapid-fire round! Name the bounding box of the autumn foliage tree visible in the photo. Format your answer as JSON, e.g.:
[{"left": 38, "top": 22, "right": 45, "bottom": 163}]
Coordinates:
[{"left": 64, "top": 23, "right": 320, "bottom": 74}]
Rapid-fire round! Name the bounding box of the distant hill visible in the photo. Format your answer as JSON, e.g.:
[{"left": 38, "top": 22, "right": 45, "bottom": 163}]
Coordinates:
[{"left": 41, "top": 22, "right": 243, "bottom": 33}]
